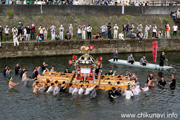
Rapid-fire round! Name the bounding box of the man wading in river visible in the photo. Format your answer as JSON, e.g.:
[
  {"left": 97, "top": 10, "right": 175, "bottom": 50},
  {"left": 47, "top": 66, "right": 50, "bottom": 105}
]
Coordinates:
[{"left": 9, "top": 77, "right": 20, "bottom": 89}]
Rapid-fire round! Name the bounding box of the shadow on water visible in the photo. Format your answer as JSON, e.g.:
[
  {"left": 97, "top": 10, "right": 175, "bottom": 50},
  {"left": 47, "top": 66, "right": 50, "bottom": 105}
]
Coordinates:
[{"left": 0, "top": 51, "right": 179, "bottom": 120}]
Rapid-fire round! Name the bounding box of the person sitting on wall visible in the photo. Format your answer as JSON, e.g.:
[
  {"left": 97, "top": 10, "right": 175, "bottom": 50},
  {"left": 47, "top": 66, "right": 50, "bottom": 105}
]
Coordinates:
[
  {"left": 130, "top": 33, "right": 136, "bottom": 39},
  {"left": 65, "top": 31, "right": 71, "bottom": 40},
  {"left": 19, "top": 34, "right": 25, "bottom": 41},
  {"left": 118, "top": 32, "right": 124, "bottom": 40},
  {"left": 55, "top": 34, "right": 60, "bottom": 40},
  {"left": 92, "top": 32, "right": 103, "bottom": 40},
  {"left": 36, "top": 34, "right": 42, "bottom": 42}
]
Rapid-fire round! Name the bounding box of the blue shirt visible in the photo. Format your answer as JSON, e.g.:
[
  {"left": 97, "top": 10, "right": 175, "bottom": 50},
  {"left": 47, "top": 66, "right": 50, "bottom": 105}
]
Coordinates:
[
  {"left": 3, "top": 69, "right": 6, "bottom": 76},
  {"left": 101, "top": 25, "right": 107, "bottom": 32},
  {"left": 20, "top": 71, "right": 24, "bottom": 78}
]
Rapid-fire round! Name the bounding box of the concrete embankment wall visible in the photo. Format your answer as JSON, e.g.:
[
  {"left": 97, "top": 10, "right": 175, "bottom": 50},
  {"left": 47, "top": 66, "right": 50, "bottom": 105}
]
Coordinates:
[
  {"left": 0, "top": 39, "right": 180, "bottom": 58},
  {"left": 0, "top": 5, "right": 179, "bottom": 15}
]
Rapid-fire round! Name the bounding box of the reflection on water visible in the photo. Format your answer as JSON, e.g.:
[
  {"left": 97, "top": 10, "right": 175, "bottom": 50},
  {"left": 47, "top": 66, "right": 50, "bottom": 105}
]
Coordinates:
[{"left": 0, "top": 52, "right": 179, "bottom": 120}]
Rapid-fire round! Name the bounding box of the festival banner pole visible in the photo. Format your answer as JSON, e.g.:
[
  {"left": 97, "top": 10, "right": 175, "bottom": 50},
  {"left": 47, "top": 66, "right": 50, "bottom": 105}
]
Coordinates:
[
  {"left": 152, "top": 41, "right": 158, "bottom": 69},
  {"left": 156, "top": 41, "right": 158, "bottom": 69}
]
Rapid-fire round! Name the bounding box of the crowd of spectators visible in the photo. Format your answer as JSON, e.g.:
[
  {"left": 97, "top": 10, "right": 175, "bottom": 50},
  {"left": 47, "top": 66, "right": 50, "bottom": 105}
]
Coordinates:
[
  {"left": 0, "top": 20, "right": 179, "bottom": 47},
  {"left": 0, "top": 0, "right": 153, "bottom": 6},
  {"left": 171, "top": 8, "right": 180, "bottom": 19}
]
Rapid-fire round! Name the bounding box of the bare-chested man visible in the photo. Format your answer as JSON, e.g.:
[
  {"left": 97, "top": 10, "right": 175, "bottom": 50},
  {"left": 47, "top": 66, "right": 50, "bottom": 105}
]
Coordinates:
[
  {"left": 146, "top": 73, "right": 157, "bottom": 87},
  {"left": 9, "top": 77, "right": 20, "bottom": 89}
]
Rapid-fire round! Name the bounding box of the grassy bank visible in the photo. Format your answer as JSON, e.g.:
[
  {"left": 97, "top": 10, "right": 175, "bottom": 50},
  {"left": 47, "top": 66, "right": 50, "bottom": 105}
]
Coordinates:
[{"left": 0, "top": 14, "right": 175, "bottom": 40}]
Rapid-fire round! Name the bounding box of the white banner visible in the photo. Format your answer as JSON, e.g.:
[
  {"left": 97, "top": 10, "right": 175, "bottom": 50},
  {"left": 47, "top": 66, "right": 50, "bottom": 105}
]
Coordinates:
[{"left": 81, "top": 68, "right": 91, "bottom": 74}]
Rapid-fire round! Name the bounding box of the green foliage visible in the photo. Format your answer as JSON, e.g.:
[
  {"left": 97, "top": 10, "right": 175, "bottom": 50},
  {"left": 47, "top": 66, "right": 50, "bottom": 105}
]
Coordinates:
[
  {"left": 6, "top": 10, "right": 14, "bottom": 19},
  {"left": 163, "top": 18, "right": 169, "bottom": 23},
  {"left": 124, "top": 15, "right": 132, "bottom": 18}
]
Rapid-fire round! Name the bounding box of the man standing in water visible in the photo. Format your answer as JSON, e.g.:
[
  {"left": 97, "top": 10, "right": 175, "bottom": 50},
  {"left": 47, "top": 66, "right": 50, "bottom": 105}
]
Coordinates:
[
  {"left": 157, "top": 77, "right": 166, "bottom": 87},
  {"left": 159, "top": 52, "right": 168, "bottom": 67},
  {"left": 113, "top": 47, "right": 118, "bottom": 61},
  {"left": 169, "top": 75, "right": 176, "bottom": 90},
  {"left": 41, "top": 62, "right": 46, "bottom": 72},
  {"left": 22, "top": 70, "right": 34, "bottom": 86},
  {"left": 147, "top": 73, "right": 157, "bottom": 87},
  {"left": 90, "top": 86, "right": 99, "bottom": 98},
  {"left": 15, "top": 63, "right": 21, "bottom": 75},
  {"left": 109, "top": 87, "right": 117, "bottom": 99},
  {"left": 9, "top": 77, "right": 20, "bottom": 89},
  {"left": 124, "top": 87, "right": 133, "bottom": 100}
]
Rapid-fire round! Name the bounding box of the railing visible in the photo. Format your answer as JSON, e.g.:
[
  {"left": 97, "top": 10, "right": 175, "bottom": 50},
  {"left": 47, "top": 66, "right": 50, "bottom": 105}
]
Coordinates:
[
  {"left": 1, "top": 0, "right": 180, "bottom": 6},
  {"left": 149, "top": 1, "right": 180, "bottom": 6}
]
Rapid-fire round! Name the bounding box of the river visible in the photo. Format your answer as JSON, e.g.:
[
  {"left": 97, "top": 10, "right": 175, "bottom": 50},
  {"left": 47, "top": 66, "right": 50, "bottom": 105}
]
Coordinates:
[{"left": 0, "top": 52, "right": 179, "bottom": 120}]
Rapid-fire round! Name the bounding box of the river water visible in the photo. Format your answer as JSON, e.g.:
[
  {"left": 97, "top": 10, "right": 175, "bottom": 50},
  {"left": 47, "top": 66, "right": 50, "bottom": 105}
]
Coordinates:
[{"left": 0, "top": 52, "right": 179, "bottom": 120}]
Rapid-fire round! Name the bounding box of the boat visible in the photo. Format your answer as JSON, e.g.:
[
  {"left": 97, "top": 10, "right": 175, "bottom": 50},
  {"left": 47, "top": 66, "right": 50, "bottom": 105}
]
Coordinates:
[
  {"left": 36, "top": 45, "right": 135, "bottom": 91},
  {"left": 108, "top": 59, "right": 173, "bottom": 70}
]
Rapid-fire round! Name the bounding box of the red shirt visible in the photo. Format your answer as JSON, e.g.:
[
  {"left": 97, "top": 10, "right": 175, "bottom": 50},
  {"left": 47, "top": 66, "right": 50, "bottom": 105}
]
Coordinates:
[{"left": 31, "top": 26, "right": 35, "bottom": 33}]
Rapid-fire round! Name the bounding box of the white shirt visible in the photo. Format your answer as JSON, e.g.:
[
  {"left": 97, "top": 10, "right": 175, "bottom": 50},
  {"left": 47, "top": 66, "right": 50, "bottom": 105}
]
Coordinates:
[
  {"left": 77, "top": 28, "right": 82, "bottom": 33},
  {"left": 5, "top": 27, "right": 9, "bottom": 34},
  {"left": 59, "top": 27, "right": 64, "bottom": 32},
  {"left": 69, "top": 87, "right": 74, "bottom": 94},
  {"left": 135, "top": 85, "right": 141, "bottom": 94},
  {"left": 23, "top": 28, "right": 27, "bottom": 35},
  {"left": 135, "top": 3, "right": 139, "bottom": 6},
  {"left": 53, "top": 87, "right": 60, "bottom": 95},
  {"left": 132, "top": 88, "right": 139, "bottom": 95},
  {"left": 113, "top": 26, "right": 119, "bottom": 32},
  {"left": 42, "top": 69, "right": 49, "bottom": 75},
  {"left": 72, "top": 88, "right": 79, "bottom": 95},
  {"left": 73, "top": 1, "right": 79, "bottom": 5},
  {"left": 12, "top": 28, "right": 18, "bottom": 34},
  {"left": 50, "top": 26, "right": 56, "bottom": 33},
  {"left": 39, "top": 27, "right": 43, "bottom": 34},
  {"left": 118, "top": 33, "right": 124, "bottom": 40},
  {"left": 153, "top": 26, "right": 157, "bottom": 33},
  {"left": 173, "top": 25, "right": 178, "bottom": 31},
  {"left": 46, "top": 86, "right": 55, "bottom": 93},
  {"left": 78, "top": 88, "right": 84, "bottom": 95},
  {"left": 145, "top": 26, "right": 150, "bottom": 32},
  {"left": 124, "top": 90, "right": 134, "bottom": 99},
  {"left": 131, "top": 24, "right": 135, "bottom": 30},
  {"left": 84, "top": 87, "right": 94, "bottom": 95},
  {"left": 142, "top": 87, "right": 149, "bottom": 92},
  {"left": 86, "top": 26, "right": 92, "bottom": 32},
  {"left": 22, "top": 73, "right": 27, "bottom": 81}
]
